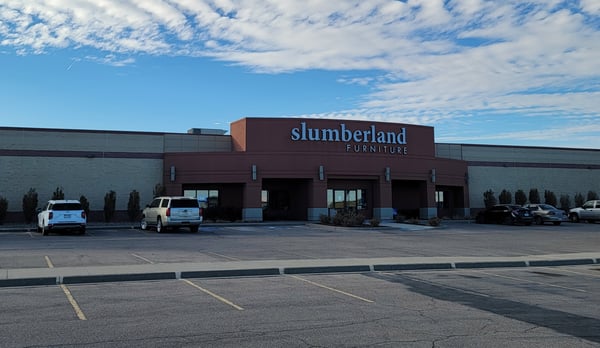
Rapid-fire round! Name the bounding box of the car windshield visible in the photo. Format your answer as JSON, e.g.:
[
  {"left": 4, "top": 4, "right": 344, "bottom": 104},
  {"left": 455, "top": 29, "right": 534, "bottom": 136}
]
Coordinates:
[
  {"left": 538, "top": 204, "right": 555, "bottom": 210},
  {"left": 171, "top": 199, "right": 198, "bottom": 208},
  {"left": 52, "top": 203, "right": 82, "bottom": 210}
]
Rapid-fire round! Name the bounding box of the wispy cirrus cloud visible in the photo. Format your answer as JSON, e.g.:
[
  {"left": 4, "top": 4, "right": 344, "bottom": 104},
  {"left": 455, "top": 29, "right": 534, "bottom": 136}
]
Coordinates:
[{"left": 0, "top": 0, "right": 599, "bottom": 147}]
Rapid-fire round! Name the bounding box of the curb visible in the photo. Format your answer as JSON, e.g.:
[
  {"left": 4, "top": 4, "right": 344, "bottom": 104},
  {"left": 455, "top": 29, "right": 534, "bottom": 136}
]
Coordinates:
[{"left": 2, "top": 258, "right": 598, "bottom": 288}]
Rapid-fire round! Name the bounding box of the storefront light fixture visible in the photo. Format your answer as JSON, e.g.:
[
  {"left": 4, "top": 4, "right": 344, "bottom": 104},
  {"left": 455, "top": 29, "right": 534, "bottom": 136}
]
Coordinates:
[
  {"left": 319, "top": 165, "right": 324, "bottom": 181},
  {"left": 430, "top": 169, "right": 436, "bottom": 183},
  {"left": 385, "top": 167, "right": 391, "bottom": 182},
  {"left": 251, "top": 164, "right": 257, "bottom": 181}
]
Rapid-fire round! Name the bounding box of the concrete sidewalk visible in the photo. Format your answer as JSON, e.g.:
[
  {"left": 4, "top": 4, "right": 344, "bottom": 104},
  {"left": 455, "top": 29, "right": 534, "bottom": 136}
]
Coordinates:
[{"left": 2, "top": 252, "right": 599, "bottom": 288}]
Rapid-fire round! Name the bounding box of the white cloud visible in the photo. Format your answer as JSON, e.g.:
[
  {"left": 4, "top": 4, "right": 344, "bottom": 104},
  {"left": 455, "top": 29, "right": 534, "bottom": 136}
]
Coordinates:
[{"left": 0, "top": 0, "right": 599, "bottom": 145}]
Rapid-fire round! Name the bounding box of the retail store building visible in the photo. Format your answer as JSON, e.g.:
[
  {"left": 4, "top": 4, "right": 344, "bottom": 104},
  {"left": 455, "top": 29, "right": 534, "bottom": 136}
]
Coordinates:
[{"left": 1, "top": 117, "right": 598, "bottom": 223}]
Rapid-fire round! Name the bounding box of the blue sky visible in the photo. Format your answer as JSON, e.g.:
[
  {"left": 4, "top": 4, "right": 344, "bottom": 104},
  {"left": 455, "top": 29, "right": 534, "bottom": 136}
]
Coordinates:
[{"left": 1, "top": 0, "right": 599, "bottom": 148}]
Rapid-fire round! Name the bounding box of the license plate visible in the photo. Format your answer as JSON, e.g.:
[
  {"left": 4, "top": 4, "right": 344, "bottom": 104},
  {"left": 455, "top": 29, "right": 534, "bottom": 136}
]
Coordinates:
[
  {"left": 523, "top": 213, "right": 529, "bottom": 216},
  {"left": 64, "top": 214, "right": 71, "bottom": 218}
]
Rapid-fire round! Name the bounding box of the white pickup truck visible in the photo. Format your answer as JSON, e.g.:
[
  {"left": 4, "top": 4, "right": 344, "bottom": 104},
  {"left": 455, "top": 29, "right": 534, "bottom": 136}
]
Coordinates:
[{"left": 569, "top": 200, "right": 600, "bottom": 223}]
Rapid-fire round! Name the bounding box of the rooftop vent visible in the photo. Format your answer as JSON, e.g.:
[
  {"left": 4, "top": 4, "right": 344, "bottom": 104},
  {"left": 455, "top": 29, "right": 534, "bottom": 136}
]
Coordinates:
[{"left": 187, "top": 128, "right": 227, "bottom": 135}]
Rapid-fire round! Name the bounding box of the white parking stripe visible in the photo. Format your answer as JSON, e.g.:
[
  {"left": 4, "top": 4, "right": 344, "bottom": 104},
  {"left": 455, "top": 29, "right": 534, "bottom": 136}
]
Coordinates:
[
  {"left": 537, "top": 266, "right": 600, "bottom": 278},
  {"left": 131, "top": 253, "right": 155, "bottom": 264},
  {"left": 181, "top": 279, "right": 244, "bottom": 310},
  {"left": 290, "top": 275, "right": 374, "bottom": 303},
  {"left": 472, "top": 270, "right": 587, "bottom": 293}
]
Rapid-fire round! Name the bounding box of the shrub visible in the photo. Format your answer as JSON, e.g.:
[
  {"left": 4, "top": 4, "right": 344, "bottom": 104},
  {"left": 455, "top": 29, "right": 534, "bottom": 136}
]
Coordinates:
[
  {"left": 22, "top": 188, "right": 38, "bottom": 224},
  {"left": 588, "top": 191, "right": 599, "bottom": 201},
  {"left": 529, "top": 189, "right": 540, "bottom": 204},
  {"left": 406, "top": 218, "right": 420, "bottom": 225},
  {"left": 574, "top": 192, "right": 585, "bottom": 207},
  {"left": 332, "top": 210, "right": 365, "bottom": 227},
  {"left": 153, "top": 183, "right": 166, "bottom": 198},
  {"left": 51, "top": 186, "right": 65, "bottom": 200},
  {"left": 319, "top": 214, "right": 331, "bottom": 224},
  {"left": 0, "top": 196, "right": 7, "bottom": 225},
  {"left": 79, "top": 195, "right": 90, "bottom": 218},
  {"left": 370, "top": 218, "right": 380, "bottom": 227},
  {"left": 515, "top": 190, "right": 527, "bottom": 205},
  {"left": 127, "top": 190, "right": 141, "bottom": 222},
  {"left": 498, "top": 190, "right": 512, "bottom": 204},
  {"left": 428, "top": 217, "right": 441, "bottom": 226},
  {"left": 394, "top": 214, "right": 406, "bottom": 223},
  {"left": 483, "top": 190, "right": 497, "bottom": 208},
  {"left": 559, "top": 194, "right": 570, "bottom": 211},
  {"left": 103, "top": 190, "right": 117, "bottom": 222},
  {"left": 544, "top": 190, "right": 557, "bottom": 207}
]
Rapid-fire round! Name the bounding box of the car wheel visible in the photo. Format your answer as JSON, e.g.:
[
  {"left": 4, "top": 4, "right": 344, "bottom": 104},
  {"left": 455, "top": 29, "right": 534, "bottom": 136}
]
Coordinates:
[
  {"left": 534, "top": 216, "right": 543, "bottom": 225},
  {"left": 140, "top": 217, "right": 148, "bottom": 231},
  {"left": 190, "top": 225, "right": 199, "bottom": 233},
  {"left": 503, "top": 216, "right": 514, "bottom": 225},
  {"left": 79, "top": 227, "right": 86, "bottom": 235},
  {"left": 553, "top": 222, "right": 561, "bottom": 226},
  {"left": 156, "top": 218, "right": 163, "bottom": 233},
  {"left": 569, "top": 214, "right": 579, "bottom": 223},
  {"left": 41, "top": 225, "right": 48, "bottom": 236}
]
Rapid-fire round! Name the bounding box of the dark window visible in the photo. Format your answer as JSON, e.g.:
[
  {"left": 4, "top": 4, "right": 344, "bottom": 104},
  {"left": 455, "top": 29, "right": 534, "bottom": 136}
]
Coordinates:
[
  {"left": 149, "top": 199, "right": 161, "bottom": 208},
  {"left": 52, "top": 203, "right": 83, "bottom": 211},
  {"left": 171, "top": 199, "right": 199, "bottom": 208},
  {"left": 161, "top": 199, "right": 170, "bottom": 208}
]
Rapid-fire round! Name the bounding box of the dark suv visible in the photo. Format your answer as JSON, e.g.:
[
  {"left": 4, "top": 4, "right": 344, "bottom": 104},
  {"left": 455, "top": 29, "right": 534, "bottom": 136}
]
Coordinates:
[{"left": 476, "top": 204, "right": 533, "bottom": 225}]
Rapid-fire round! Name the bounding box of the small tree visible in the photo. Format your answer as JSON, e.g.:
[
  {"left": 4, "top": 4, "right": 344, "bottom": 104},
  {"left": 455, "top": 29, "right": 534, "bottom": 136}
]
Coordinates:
[
  {"left": 79, "top": 195, "right": 90, "bottom": 219},
  {"left": 483, "top": 190, "right": 497, "bottom": 208},
  {"left": 51, "top": 186, "right": 65, "bottom": 200},
  {"left": 515, "top": 190, "right": 527, "bottom": 205},
  {"left": 22, "top": 188, "right": 38, "bottom": 224},
  {"left": 574, "top": 192, "right": 585, "bottom": 207},
  {"left": 127, "top": 190, "right": 141, "bottom": 222},
  {"left": 153, "top": 183, "right": 166, "bottom": 198},
  {"left": 104, "top": 190, "right": 117, "bottom": 222},
  {"left": 529, "top": 189, "right": 540, "bottom": 204},
  {"left": 587, "top": 191, "right": 599, "bottom": 201},
  {"left": 0, "top": 196, "right": 8, "bottom": 225},
  {"left": 559, "top": 194, "right": 571, "bottom": 211},
  {"left": 498, "top": 190, "right": 512, "bottom": 204},
  {"left": 544, "top": 190, "right": 557, "bottom": 207}
]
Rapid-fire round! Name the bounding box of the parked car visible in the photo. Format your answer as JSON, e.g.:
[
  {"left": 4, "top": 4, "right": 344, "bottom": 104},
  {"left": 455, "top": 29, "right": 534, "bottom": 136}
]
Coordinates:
[
  {"left": 476, "top": 204, "right": 533, "bottom": 225},
  {"left": 37, "top": 200, "right": 87, "bottom": 236},
  {"left": 523, "top": 204, "right": 568, "bottom": 225},
  {"left": 569, "top": 200, "right": 600, "bottom": 223},
  {"left": 140, "top": 196, "right": 203, "bottom": 233}
]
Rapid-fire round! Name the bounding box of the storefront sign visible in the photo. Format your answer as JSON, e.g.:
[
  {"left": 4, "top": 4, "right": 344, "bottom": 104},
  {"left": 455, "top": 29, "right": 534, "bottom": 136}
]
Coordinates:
[{"left": 290, "top": 122, "right": 408, "bottom": 154}]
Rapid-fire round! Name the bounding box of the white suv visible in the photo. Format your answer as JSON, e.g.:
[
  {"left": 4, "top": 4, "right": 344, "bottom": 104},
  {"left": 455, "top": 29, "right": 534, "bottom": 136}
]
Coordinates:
[
  {"left": 37, "top": 200, "right": 87, "bottom": 236},
  {"left": 141, "top": 196, "right": 202, "bottom": 233},
  {"left": 569, "top": 200, "right": 600, "bottom": 223}
]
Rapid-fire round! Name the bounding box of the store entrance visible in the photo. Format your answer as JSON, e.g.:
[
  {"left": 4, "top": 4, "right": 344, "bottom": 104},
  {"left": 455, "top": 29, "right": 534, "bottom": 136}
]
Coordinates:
[
  {"left": 435, "top": 185, "right": 465, "bottom": 219},
  {"left": 262, "top": 179, "right": 310, "bottom": 220},
  {"left": 326, "top": 179, "right": 374, "bottom": 219}
]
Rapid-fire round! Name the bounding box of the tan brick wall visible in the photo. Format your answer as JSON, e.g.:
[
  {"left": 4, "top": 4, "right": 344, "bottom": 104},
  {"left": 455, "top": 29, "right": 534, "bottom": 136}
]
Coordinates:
[
  {"left": 0, "top": 156, "right": 162, "bottom": 213},
  {"left": 468, "top": 166, "right": 599, "bottom": 209}
]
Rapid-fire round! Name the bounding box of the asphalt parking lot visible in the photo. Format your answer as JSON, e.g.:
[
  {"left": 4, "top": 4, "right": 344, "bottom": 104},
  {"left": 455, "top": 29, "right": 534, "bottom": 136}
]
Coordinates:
[{"left": 1, "top": 222, "right": 599, "bottom": 347}]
